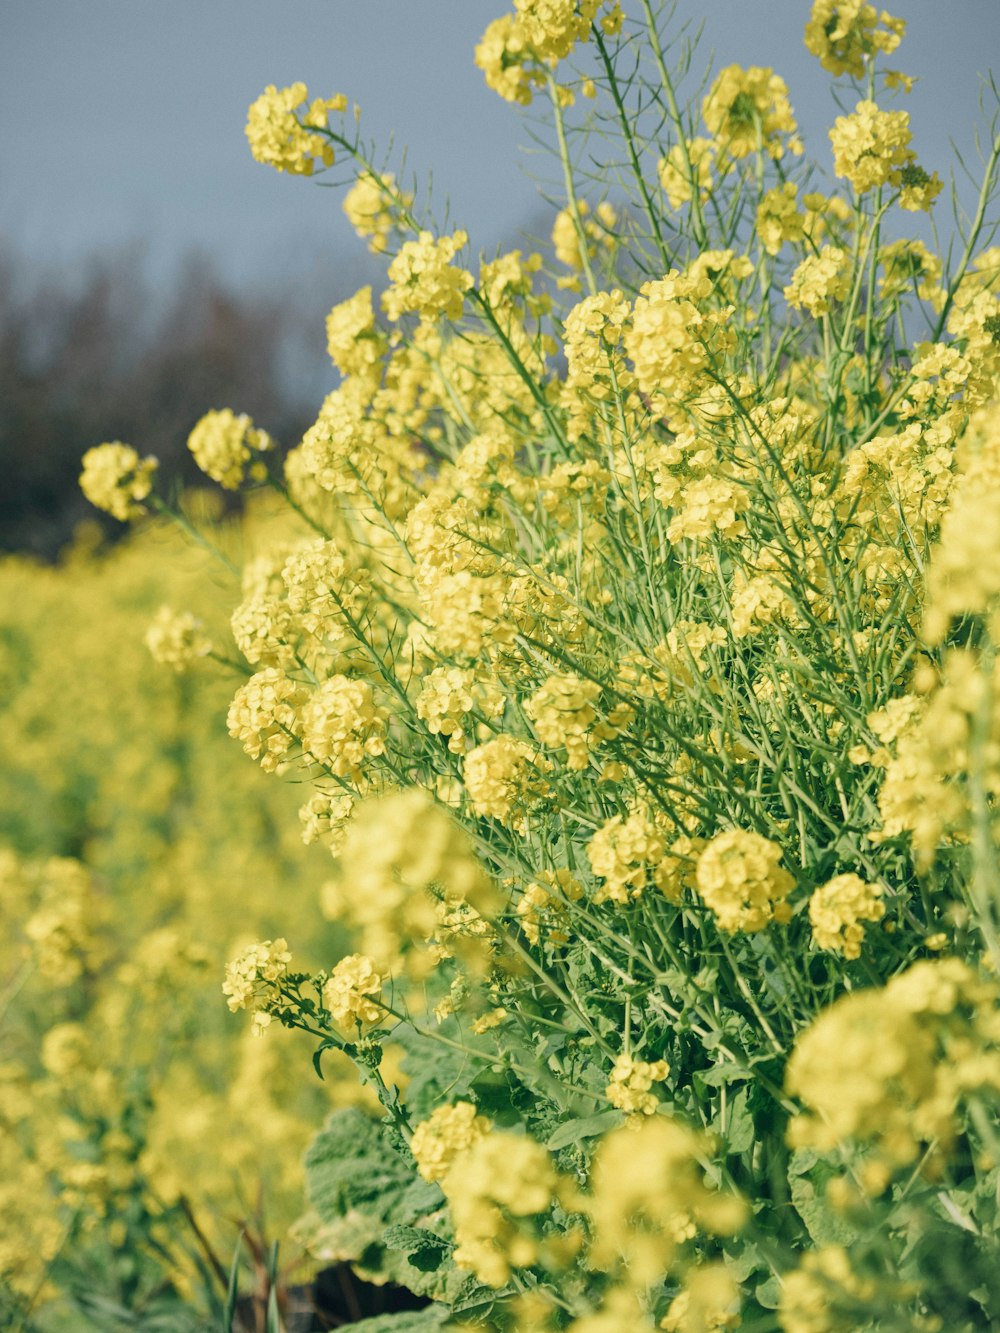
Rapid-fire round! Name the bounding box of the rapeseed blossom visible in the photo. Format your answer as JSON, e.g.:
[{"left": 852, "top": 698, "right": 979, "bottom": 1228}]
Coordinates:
[
  {"left": 245, "top": 82, "right": 346, "bottom": 174},
  {"left": 79, "top": 442, "right": 157, "bottom": 520}
]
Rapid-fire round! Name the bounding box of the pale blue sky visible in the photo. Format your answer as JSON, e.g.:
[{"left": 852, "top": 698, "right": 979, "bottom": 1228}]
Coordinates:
[{"left": 2, "top": 1, "right": 999, "bottom": 291}]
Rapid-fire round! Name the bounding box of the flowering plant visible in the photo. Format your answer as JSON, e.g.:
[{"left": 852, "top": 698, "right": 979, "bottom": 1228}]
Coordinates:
[{"left": 70, "top": 2, "right": 1000, "bottom": 1329}]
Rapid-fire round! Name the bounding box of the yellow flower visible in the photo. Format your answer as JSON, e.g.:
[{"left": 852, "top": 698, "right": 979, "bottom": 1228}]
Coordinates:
[
  {"left": 322, "top": 953, "right": 386, "bottom": 1027},
  {"left": 226, "top": 668, "right": 307, "bottom": 773},
  {"left": 784, "top": 247, "right": 851, "bottom": 317},
  {"left": 463, "top": 736, "right": 548, "bottom": 830},
  {"left": 605, "top": 1054, "right": 670, "bottom": 1115},
  {"left": 695, "top": 829, "right": 795, "bottom": 932},
  {"left": 587, "top": 1117, "right": 747, "bottom": 1287},
  {"left": 779, "top": 1245, "right": 880, "bottom": 1333},
  {"left": 702, "top": 65, "right": 802, "bottom": 164},
  {"left": 829, "top": 99, "right": 912, "bottom": 194},
  {"left": 756, "top": 182, "right": 806, "bottom": 256},
  {"left": 552, "top": 200, "right": 618, "bottom": 275},
  {"left": 187, "top": 408, "right": 273, "bottom": 490},
  {"left": 658, "top": 137, "right": 715, "bottom": 210},
  {"left": 342, "top": 171, "right": 413, "bottom": 253},
  {"left": 442, "top": 1130, "right": 558, "bottom": 1286},
  {"left": 382, "top": 230, "right": 473, "bottom": 322},
  {"left": 808, "top": 874, "right": 885, "bottom": 959},
  {"left": 411, "top": 1101, "right": 491, "bottom": 1182},
  {"left": 299, "top": 676, "right": 388, "bottom": 780},
  {"left": 475, "top": 14, "right": 538, "bottom": 106},
  {"left": 222, "top": 938, "right": 292, "bottom": 1012},
  {"left": 325, "top": 286, "right": 384, "bottom": 378},
  {"left": 804, "top": 1, "right": 905, "bottom": 78},
  {"left": 144, "top": 606, "right": 212, "bottom": 672},
  {"left": 588, "top": 807, "right": 672, "bottom": 904},
  {"left": 245, "top": 82, "right": 346, "bottom": 175},
  {"left": 525, "top": 673, "right": 603, "bottom": 770},
  {"left": 80, "top": 442, "right": 157, "bottom": 521},
  {"left": 786, "top": 958, "right": 1000, "bottom": 1167}
]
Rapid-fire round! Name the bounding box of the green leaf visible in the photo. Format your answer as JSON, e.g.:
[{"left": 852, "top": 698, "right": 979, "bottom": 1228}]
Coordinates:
[
  {"left": 695, "top": 1063, "right": 751, "bottom": 1089},
  {"left": 223, "top": 1232, "right": 242, "bottom": 1333},
  {"left": 755, "top": 1274, "right": 782, "bottom": 1310},
  {"left": 789, "top": 1174, "right": 861, "bottom": 1246},
  {"left": 722, "top": 1087, "right": 755, "bottom": 1155},
  {"left": 547, "top": 1109, "right": 624, "bottom": 1151},
  {"left": 305, "top": 1110, "right": 457, "bottom": 1298},
  {"left": 343, "top": 1307, "right": 451, "bottom": 1333},
  {"left": 383, "top": 1225, "right": 452, "bottom": 1273}
]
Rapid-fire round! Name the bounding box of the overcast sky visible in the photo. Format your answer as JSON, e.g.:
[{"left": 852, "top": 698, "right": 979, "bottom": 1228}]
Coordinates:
[{"left": 3, "top": 1, "right": 999, "bottom": 295}]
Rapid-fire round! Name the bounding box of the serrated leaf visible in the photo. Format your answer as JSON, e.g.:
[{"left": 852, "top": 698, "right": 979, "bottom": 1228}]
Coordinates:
[{"left": 383, "top": 1224, "right": 452, "bottom": 1272}]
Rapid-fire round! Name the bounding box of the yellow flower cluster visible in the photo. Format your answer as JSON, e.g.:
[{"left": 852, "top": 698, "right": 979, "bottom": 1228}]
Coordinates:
[
  {"left": 755, "top": 182, "right": 806, "bottom": 256},
  {"left": 322, "top": 790, "right": 500, "bottom": 974},
  {"left": 552, "top": 200, "right": 618, "bottom": 277},
  {"left": 779, "top": 1244, "right": 881, "bottom": 1333},
  {"left": 222, "top": 937, "right": 292, "bottom": 1012},
  {"left": 281, "top": 536, "right": 371, "bottom": 648},
  {"left": 475, "top": 1, "right": 620, "bottom": 105},
  {"left": 625, "top": 262, "right": 741, "bottom": 404},
  {"left": 187, "top": 408, "right": 273, "bottom": 490},
  {"left": 342, "top": 171, "right": 412, "bottom": 253},
  {"left": 144, "top": 605, "right": 212, "bottom": 672},
  {"left": 695, "top": 829, "right": 795, "bottom": 932},
  {"left": 587, "top": 806, "right": 675, "bottom": 904},
  {"left": 464, "top": 736, "right": 548, "bottom": 830},
  {"left": 924, "top": 406, "right": 1000, "bottom": 643},
  {"left": 300, "top": 675, "right": 388, "bottom": 779},
  {"left": 79, "top": 442, "right": 157, "bottom": 520},
  {"left": 382, "top": 230, "right": 473, "bottom": 323},
  {"left": 658, "top": 137, "right": 714, "bottom": 211},
  {"left": 526, "top": 672, "right": 602, "bottom": 769},
  {"left": 879, "top": 238, "right": 942, "bottom": 304},
  {"left": 442, "top": 1129, "right": 558, "bottom": 1286},
  {"left": 475, "top": 15, "right": 538, "bottom": 106},
  {"left": 829, "top": 100, "right": 913, "bottom": 195},
  {"left": 786, "top": 958, "right": 1000, "bottom": 1167},
  {"left": 662, "top": 1265, "right": 740, "bottom": 1333},
  {"left": 605, "top": 1053, "right": 670, "bottom": 1115},
  {"left": 784, "top": 246, "right": 851, "bottom": 317},
  {"left": 325, "top": 286, "right": 385, "bottom": 379},
  {"left": 410, "top": 1100, "right": 491, "bottom": 1182},
  {"left": 701, "top": 65, "right": 802, "bottom": 164},
  {"left": 874, "top": 648, "right": 995, "bottom": 865},
  {"left": 516, "top": 868, "right": 583, "bottom": 944},
  {"left": 322, "top": 952, "right": 386, "bottom": 1027},
  {"left": 804, "top": 0, "right": 905, "bottom": 78},
  {"left": 416, "top": 665, "right": 505, "bottom": 754},
  {"left": 586, "top": 1117, "right": 747, "bottom": 1287},
  {"left": 245, "top": 82, "right": 346, "bottom": 175},
  {"left": 808, "top": 873, "right": 885, "bottom": 959},
  {"left": 514, "top": 0, "right": 602, "bottom": 62},
  {"left": 560, "top": 289, "right": 631, "bottom": 438},
  {"left": 227, "top": 667, "right": 308, "bottom": 773},
  {"left": 23, "top": 856, "right": 105, "bottom": 984}
]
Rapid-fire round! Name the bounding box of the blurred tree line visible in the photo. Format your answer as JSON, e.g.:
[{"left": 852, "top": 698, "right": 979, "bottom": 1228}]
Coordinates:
[{"left": 0, "top": 242, "right": 341, "bottom": 558}]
